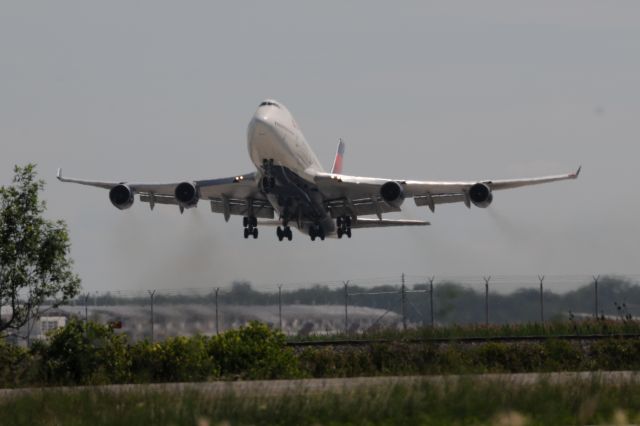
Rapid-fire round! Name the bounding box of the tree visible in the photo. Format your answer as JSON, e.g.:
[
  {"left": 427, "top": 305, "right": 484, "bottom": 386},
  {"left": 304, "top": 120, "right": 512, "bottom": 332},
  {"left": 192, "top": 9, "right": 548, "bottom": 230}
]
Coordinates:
[{"left": 0, "top": 164, "right": 80, "bottom": 336}]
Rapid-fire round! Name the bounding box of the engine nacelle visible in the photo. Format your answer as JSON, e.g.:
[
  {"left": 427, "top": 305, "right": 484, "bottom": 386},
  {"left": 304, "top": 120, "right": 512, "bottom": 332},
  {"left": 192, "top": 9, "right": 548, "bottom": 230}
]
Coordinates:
[
  {"left": 109, "top": 184, "right": 134, "bottom": 210},
  {"left": 174, "top": 182, "right": 199, "bottom": 208},
  {"left": 469, "top": 183, "right": 493, "bottom": 208},
  {"left": 380, "top": 181, "right": 405, "bottom": 208}
]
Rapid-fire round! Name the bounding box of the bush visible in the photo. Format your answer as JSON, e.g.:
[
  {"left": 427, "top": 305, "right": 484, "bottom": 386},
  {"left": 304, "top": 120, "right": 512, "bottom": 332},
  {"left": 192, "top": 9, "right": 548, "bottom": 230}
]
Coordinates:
[
  {"left": 36, "top": 319, "right": 131, "bottom": 385},
  {"left": 207, "top": 321, "right": 300, "bottom": 379},
  {"left": 0, "top": 338, "right": 32, "bottom": 387},
  {"left": 130, "top": 336, "right": 218, "bottom": 382}
]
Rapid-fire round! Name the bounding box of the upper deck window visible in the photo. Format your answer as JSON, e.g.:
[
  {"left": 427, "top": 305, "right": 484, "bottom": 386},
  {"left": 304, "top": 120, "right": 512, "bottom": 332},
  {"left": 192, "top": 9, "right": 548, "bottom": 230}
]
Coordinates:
[{"left": 259, "top": 101, "right": 280, "bottom": 108}]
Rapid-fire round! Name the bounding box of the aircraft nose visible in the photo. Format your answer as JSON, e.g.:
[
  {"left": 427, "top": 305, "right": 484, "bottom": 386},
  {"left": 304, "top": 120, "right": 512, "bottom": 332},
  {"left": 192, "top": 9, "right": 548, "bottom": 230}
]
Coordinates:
[
  {"left": 251, "top": 113, "right": 276, "bottom": 134},
  {"left": 247, "top": 113, "right": 276, "bottom": 142}
]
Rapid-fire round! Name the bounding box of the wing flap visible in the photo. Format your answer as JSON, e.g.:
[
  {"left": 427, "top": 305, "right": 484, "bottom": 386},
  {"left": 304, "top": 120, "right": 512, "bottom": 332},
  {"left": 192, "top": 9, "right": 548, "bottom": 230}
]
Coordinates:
[
  {"left": 209, "top": 198, "right": 274, "bottom": 219},
  {"left": 351, "top": 218, "right": 430, "bottom": 228}
]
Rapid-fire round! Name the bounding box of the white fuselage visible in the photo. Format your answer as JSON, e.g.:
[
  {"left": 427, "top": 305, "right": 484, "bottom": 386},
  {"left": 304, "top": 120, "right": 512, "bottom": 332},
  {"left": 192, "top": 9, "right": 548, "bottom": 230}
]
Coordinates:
[{"left": 247, "top": 100, "right": 324, "bottom": 182}]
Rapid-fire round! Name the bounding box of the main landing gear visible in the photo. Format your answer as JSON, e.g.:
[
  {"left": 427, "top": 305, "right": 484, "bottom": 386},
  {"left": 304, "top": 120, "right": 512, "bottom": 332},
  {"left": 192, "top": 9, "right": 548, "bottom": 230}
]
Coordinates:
[
  {"left": 276, "top": 226, "right": 293, "bottom": 241},
  {"left": 336, "top": 216, "right": 352, "bottom": 239},
  {"left": 243, "top": 216, "right": 258, "bottom": 239},
  {"left": 309, "top": 224, "right": 325, "bottom": 241}
]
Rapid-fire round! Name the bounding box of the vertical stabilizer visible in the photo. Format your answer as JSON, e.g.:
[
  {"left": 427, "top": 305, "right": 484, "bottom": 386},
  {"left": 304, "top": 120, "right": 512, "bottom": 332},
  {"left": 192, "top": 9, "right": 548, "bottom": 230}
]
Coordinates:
[{"left": 331, "top": 139, "right": 345, "bottom": 174}]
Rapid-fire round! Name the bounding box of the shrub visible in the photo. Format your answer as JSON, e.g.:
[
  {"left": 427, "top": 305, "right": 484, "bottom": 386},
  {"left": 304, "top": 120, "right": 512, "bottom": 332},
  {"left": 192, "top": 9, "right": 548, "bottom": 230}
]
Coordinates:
[
  {"left": 130, "top": 336, "right": 219, "bottom": 382},
  {"left": 207, "top": 321, "right": 300, "bottom": 379},
  {"left": 37, "top": 319, "right": 131, "bottom": 385},
  {"left": 0, "top": 338, "right": 32, "bottom": 387}
]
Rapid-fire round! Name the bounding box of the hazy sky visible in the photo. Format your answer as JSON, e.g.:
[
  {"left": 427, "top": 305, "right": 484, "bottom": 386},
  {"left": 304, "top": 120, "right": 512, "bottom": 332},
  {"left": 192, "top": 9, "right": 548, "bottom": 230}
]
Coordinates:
[{"left": 1, "top": 2, "right": 639, "bottom": 293}]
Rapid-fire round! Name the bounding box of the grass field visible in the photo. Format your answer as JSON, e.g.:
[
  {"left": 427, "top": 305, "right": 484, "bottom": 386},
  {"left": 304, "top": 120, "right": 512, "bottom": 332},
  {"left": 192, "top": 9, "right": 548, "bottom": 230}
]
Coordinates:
[{"left": 3, "top": 375, "right": 640, "bottom": 425}]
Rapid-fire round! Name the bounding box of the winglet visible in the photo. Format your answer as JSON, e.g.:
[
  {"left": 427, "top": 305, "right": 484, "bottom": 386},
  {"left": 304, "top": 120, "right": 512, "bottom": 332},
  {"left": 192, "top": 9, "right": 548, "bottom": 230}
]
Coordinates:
[
  {"left": 331, "top": 139, "right": 345, "bottom": 174},
  {"left": 56, "top": 168, "right": 63, "bottom": 181},
  {"left": 570, "top": 165, "right": 582, "bottom": 179}
]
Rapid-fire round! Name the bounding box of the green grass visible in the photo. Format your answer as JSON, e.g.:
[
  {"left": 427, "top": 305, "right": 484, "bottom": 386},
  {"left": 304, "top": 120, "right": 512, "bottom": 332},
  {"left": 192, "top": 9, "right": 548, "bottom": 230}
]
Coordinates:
[
  {"left": 4, "top": 377, "right": 640, "bottom": 425},
  {"left": 289, "top": 318, "right": 640, "bottom": 342}
]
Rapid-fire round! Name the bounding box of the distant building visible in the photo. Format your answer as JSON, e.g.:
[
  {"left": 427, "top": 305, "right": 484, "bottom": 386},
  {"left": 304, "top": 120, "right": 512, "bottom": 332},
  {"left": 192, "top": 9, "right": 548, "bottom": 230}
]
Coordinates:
[{"left": 38, "top": 316, "right": 67, "bottom": 339}]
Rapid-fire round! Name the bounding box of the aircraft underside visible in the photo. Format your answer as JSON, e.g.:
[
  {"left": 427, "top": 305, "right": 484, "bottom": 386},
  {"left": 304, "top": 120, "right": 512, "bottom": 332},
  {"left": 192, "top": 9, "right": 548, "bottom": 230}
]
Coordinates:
[{"left": 245, "top": 159, "right": 346, "bottom": 242}]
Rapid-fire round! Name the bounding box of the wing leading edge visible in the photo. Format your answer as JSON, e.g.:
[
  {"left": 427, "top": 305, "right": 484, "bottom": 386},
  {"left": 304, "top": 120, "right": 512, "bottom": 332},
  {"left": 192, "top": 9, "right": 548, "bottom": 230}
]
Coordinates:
[
  {"left": 316, "top": 166, "right": 581, "bottom": 216},
  {"left": 56, "top": 168, "right": 273, "bottom": 220}
]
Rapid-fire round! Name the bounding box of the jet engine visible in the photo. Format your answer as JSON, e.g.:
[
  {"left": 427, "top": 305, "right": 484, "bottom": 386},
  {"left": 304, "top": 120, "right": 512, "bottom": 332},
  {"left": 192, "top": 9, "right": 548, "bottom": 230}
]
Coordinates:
[
  {"left": 175, "top": 182, "right": 199, "bottom": 208},
  {"left": 109, "top": 184, "right": 134, "bottom": 210},
  {"left": 468, "top": 183, "right": 493, "bottom": 208},
  {"left": 380, "top": 181, "right": 405, "bottom": 208}
]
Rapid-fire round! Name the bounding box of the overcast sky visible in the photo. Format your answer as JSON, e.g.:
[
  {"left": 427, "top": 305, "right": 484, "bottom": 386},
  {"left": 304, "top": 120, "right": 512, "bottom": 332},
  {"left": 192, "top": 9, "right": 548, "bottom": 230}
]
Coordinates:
[{"left": 1, "top": 2, "right": 639, "bottom": 293}]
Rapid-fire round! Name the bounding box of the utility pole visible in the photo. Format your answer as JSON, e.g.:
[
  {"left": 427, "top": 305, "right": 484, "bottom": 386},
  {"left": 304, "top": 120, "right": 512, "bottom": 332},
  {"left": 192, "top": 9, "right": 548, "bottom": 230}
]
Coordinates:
[
  {"left": 593, "top": 275, "right": 600, "bottom": 319},
  {"left": 428, "top": 276, "right": 435, "bottom": 328},
  {"left": 483, "top": 276, "right": 491, "bottom": 326},
  {"left": 278, "top": 284, "right": 283, "bottom": 331},
  {"left": 538, "top": 275, "right": 545, "bottom": 324},
  {"left": 214, "top": 288, "right": 219, "bottom": 335},
  {"left": 148, "top": 290, "right": 156, "bottom": 343},
  {"left": 401, "top": 273, "right": 407, "bottom": 331},
  {"left": 343, "top": 281, "right": 349, "bottom": 335}
]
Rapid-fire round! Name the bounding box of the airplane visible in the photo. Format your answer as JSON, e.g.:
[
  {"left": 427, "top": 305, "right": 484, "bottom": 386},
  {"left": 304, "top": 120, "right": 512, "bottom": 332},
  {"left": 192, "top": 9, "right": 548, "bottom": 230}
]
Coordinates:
[{"left": 57, "top": 99, "right": 581, "bottom": 241}]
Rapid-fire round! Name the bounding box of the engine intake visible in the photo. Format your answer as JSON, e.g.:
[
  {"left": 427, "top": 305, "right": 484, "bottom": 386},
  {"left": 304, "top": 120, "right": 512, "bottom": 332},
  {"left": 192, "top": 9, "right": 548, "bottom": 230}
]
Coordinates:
[
  {"left": 380, "top": 181, "right": 405, "bottom": 208},
  {"left": 175, "top": 182, "right": 198, "bottom": 208},
  {"left": 109, "top": 184, "right": 134, "bottom": 210},
  {"left": 468, "top": 183, "right": 493, "bottom": 208}
]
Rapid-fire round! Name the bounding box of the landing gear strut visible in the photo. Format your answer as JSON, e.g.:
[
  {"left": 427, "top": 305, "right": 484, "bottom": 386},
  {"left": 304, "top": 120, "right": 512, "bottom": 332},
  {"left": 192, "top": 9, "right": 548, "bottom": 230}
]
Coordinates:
[
  {"left": 261, "top": 159, "right": 276, "bottom": 193},
  {"left": 243, "top": 216, "right": 258, "bottom": 239},
  {"left": 309, "top": 224, "right": 325, "bottom": 241},
  {"left": 277, "top": 225, "right": 293, "bottom": 241},
  {"left": 336, "top": 216, "right": 352, "bottom": 239}
]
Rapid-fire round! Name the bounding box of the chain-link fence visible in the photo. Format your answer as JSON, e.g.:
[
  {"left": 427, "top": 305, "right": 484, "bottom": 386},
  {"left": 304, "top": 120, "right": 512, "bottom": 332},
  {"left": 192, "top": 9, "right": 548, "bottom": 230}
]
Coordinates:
[{"left": 7, "top": 274, "right": 640, "bottom": 345}]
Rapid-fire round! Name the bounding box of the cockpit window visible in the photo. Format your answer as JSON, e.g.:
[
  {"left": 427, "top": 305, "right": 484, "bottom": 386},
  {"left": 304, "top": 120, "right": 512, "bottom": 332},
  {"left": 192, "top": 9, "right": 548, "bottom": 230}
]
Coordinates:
[{"left": 259, "top": 101, "right": 280, "bottom": 108}]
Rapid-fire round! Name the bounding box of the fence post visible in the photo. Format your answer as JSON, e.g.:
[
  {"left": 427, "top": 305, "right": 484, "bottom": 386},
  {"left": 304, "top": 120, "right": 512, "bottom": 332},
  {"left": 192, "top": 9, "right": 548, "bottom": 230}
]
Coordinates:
[
  {"left": 84, "top": 294, "right": 89, "bottom": 323},
  {"left": 148, "top": 290, "right": 156, "bottom": 343},
  {"left": 214, "top": 287, "right": 219, "bottom": 335},
  {"left": 429, "top": 276, "right": 435, "bottom": 328},
  {"left": 343, "top": 281, "right": 349, "bottom": 334},
  {"left": 278, "top": 284, "right": 283, "bottom": 331},
  {"left": 538, "top": 275, "right": 545, "bottom": 324},
  {"left": 483, "top": 276, "right": 491, "bottom": 326},
  {"left": 401, "top": 273, "right": 407, "bottom": 331},
  {"left": 593, "top": 275, "right": 600, "bottom": 319}
]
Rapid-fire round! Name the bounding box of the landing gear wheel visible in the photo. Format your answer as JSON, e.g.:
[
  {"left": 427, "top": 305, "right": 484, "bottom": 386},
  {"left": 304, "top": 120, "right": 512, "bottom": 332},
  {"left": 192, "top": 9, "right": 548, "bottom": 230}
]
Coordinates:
[
  {"left": 252, "top": 227, "right": 258, "bottom": 239},
  {"left": 250, "top": 217, "right": 258, "bottom": 227},
  {"left": 243, "top": 217, "right": 249, "bottom": 227},
  {"left": 277, "top": 226, "right": 284, "bottom": 241},
  {"left": 244, "top": 228, "right": 249, "bottom": 239},
  {"left": 286, "top": 227, "right": 292, "bottom": 241},
  {"left": 309, "top": 226, "right": 317, "bottom": 241},
  {"left": 337, "top": 216, "right": 352, "bottom": 239}
]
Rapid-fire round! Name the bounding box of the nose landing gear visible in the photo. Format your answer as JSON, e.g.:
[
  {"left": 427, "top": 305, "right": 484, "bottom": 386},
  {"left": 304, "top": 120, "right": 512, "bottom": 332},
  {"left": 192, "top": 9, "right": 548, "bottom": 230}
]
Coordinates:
[
  {"left": 336, "top": 216, "right": 352, "bottom": 239},
  {"left": 243, "top": 216, "right": 258, "bottom": 239},
  {"left": 261, "top": 159, "right": 276, "bottom": 193}
]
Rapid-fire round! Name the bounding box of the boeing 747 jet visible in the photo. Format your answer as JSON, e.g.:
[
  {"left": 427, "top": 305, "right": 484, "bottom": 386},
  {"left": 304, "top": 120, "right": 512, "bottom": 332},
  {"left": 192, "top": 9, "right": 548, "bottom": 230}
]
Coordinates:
[{"left": 58, "top": 99, "right": 580, "bottom": 241}]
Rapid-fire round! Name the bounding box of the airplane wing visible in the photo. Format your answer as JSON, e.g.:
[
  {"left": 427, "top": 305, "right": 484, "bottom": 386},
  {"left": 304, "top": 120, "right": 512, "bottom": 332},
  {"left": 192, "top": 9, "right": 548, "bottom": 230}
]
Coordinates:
[
  {"left": 56, "top": 169, "right": 273, "bottom": 220},
  {"left": 315, "top": 166, "right": 581, "bottom": 218}
]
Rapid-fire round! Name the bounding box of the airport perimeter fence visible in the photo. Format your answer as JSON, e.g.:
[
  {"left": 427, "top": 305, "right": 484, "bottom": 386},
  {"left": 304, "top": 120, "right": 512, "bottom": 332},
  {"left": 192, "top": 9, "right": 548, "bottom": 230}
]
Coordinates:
[{"left": 13, "top": 274, "right": 640, "bottom": 344}]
